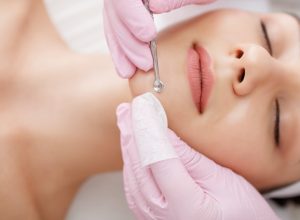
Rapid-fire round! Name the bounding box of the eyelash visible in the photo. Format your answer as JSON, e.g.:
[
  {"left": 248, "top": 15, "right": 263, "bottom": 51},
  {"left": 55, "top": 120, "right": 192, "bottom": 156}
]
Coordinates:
[
  {"left": 260, "top": 20, "right": 281, "bottom": 146},
  {"left": 274, "top": 99, "right": 280, "bottom": 146},
  {"left": 260, "top": 21, "right": 273, "bottom": 55}
]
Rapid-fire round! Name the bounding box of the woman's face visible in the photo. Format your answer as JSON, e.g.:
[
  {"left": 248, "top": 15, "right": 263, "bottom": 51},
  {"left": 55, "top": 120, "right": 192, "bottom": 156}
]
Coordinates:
[{"left": 129, "top": 9, "right": 300, "bottom": 191}]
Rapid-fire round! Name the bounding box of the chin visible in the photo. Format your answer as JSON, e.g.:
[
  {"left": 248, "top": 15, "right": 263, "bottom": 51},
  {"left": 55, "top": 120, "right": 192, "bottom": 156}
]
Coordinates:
[{"left": 128, "top": 69, "right": 156, "bottom": 98}]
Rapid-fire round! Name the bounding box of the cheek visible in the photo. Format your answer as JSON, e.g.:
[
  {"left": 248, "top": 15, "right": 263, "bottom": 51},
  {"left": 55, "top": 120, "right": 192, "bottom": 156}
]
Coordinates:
[
  {"left": 194, "top": 121, "right": 281, "bottom": 190},
  {"left": 171, "top": 100, "right": 281, "bottom": 189}
]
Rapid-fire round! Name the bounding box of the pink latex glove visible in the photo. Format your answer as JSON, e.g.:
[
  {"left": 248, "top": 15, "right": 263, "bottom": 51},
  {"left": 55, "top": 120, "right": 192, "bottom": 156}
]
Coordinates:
[
  {"left": 116, "top": 93, "right": 280, "bottom": 220},
  {"left": 103, "top": 0, "right": 216, "bottom": 78}
]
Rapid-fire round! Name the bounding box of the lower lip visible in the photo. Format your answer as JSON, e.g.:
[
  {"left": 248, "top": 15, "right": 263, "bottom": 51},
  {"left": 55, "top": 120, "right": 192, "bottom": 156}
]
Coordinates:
[{"left": 187, "top": 44, "right": 214, "bottom": 113}]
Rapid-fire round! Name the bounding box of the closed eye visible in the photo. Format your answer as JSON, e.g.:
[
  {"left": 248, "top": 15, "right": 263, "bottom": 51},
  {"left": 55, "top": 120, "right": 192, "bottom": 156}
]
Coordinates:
[
  {"left": 261, "top": 21, "right": 280, "bottom": 146},
  {"left": 261, "top": 21, "right": 273, "bottom": 55}
]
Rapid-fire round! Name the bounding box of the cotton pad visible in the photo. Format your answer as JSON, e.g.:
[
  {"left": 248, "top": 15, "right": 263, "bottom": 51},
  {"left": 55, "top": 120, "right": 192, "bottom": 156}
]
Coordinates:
[{"left": 131, "top": 92, "right": 178, "bottom": 167}]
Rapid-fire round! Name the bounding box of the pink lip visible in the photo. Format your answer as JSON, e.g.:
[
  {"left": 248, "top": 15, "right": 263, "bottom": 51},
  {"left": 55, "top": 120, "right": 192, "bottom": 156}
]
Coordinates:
[{"left": 187, "top": 44, "right": 214, "bottom": 113}]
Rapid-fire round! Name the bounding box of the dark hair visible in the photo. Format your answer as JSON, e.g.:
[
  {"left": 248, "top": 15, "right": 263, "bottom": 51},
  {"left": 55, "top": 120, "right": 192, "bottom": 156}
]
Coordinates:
[{"left": 272, "top": 196, "right": 300, "bottom": 207}]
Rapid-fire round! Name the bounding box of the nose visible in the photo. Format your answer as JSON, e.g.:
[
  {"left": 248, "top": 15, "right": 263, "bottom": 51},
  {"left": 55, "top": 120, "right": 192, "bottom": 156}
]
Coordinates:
[{"left": 231, "top": 44, "right": 274, "bottom": 96}]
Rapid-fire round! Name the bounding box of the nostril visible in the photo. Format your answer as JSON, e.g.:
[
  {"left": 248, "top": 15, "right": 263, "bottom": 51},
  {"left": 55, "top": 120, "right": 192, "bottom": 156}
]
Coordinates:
[
  {"left": 238, "top": 68, "right": 245, "bottom": 83},
  {"left": 235, "top": 49, "right": 244, "bottom": 59}
]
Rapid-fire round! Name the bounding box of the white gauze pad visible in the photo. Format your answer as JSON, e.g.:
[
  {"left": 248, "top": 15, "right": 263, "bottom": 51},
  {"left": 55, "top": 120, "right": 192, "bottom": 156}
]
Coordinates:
[{"left": 132, "top": 93, "right": 178, "bottom": 167}]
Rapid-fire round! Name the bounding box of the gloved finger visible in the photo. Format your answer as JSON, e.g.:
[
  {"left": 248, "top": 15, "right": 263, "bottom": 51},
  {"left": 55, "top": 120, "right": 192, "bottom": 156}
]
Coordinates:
[
  {"left": 122, "top": 173, "right": 144, "bottom": 219},
  {"left": 165, "top": 129, "right": 256, "bottom": 204},
  {"left": 124, "top": 140, "right": 166, "bottom": 210},
  {"left": 150, "top": 158, "right": 207, "bottom": 208},
  {"left": 129, "top": 94, "right": 206, "bottom": 207},
  {"left": 114, "top": 0, "right": 157, "bottom": 42},
  {"left": 151, "top": 161, "right": 220, "bottom": 220},
  {"left": 103, "top": 8, "right": 136, "bottom": 78},
  {"left": 123, "top": 164, "right": 155, "bottom": 220},
  {"left": 116, "top": 103, "right": 135, "bottom": 156},
  {"left": 118, "top": 97, "right": 216, "bottom": 216},
  {"left": 105, "top": 2, "right": 153, "bottom": 74},
  {"left": 117, "top": 111, "right": 152, "bottom": 220},
  {"left": 117, "top": 103, "right": 165, "bottom": 209},
  {"left": 166, "top": 129, "right": 220, "bottom": 182},
  {"left": 122, "top": 148, "right": 147, "bottom": 219},
  {"left": 128, "top": 93, "right": 217, "bottom": 211},
  {"left": 149, "top": 0, "right": 216, "bottom": 13}
]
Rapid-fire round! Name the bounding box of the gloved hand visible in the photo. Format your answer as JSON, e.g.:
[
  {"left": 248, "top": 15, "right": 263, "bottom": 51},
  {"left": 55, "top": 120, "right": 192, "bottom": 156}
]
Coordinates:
[
  {"left": 103, "top": 0, "right": 216, "bottom": 78},
  {"left": 116, "top": 93, "right": 280, "bottom": 220}
]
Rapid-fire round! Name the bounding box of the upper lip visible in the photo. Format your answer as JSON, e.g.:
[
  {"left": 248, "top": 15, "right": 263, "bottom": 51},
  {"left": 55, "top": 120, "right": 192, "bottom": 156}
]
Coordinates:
[{"left": 187, "top": 43, "right": 214, "bottom": 113}]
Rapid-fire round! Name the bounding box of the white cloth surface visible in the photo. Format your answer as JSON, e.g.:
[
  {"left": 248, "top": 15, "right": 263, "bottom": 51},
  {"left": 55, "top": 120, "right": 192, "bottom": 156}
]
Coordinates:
[
  {"left": 43, "top": 0, "right": 300, "bottom": 219},
  {"left": 265, "top": 182, "right": 300, "bottom": 199}
]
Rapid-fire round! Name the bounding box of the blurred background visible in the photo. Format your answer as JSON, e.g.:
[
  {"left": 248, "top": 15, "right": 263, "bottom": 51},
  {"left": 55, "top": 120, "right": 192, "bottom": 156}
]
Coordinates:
[
  {"left": 45, "top": 0, "right": 272, "bottom": 54},
  {"left": 271, "top": 0, "right": 300, "bottom": 16},
  {"left": 42, "top": 0, "right": 300, "bottom": 219}
]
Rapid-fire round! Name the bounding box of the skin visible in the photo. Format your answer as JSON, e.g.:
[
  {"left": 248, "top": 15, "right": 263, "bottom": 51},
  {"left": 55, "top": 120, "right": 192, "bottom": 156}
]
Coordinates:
[
  {"left": 130, "top": 9, "right": 300, "bottom": 191},
  {"left": 0, "top": 1, "right": 130, "bottom": 219},
  {"left": 1, "top": 0, "right": 300, "bottom": 219}
]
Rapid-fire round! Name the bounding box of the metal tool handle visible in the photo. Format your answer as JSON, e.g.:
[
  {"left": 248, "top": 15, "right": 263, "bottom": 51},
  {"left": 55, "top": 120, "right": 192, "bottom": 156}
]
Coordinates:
[
  {"left": 150, "top": 41, "right": 164, "bottom": 93},
  {"left": 142, "top": 0, "right": 164, "bottom": 93}
]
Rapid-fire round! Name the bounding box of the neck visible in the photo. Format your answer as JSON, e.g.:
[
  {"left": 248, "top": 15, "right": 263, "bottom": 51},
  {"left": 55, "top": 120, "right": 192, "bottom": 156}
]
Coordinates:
[
  {"left": 18, "top": 0, "right": 69, "bottom": 54},
  {"left": 0, "top": 1, "right": 132, "bottom": 219},
  {"left": 11, "top": 0, "right": 73, "bottom": 79}
]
